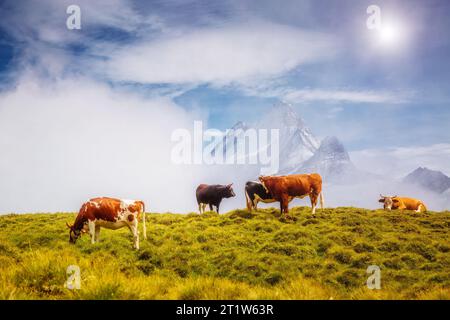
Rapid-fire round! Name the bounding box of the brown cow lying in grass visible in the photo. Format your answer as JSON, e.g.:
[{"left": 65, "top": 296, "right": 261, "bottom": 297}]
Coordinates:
[{"left": 378, "top": 195, "right": 427, "bottom": 213}]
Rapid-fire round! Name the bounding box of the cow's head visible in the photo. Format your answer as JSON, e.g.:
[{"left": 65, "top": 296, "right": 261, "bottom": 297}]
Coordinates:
[
  {"left": 378, "top": 194, "right": 398, "bottom": 210},
  {"left": 66, "top": 222, "right": 85, "bottom": 243},
  {"left": 223, "top": 184, "right": 236, "bottom": 198},
  {"left": 258, "top": 175, "right": 270, "bottom": 193}
]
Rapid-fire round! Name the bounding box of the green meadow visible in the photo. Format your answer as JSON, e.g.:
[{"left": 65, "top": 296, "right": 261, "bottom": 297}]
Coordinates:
[{"left": 0, "top": 207, "right": 449, "bottom": 300}]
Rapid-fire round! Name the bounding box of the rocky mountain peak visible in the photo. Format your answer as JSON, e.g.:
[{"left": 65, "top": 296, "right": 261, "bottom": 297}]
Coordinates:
[
  {"left": 259, "top": 101, "right": 306, "bottom": 129},
  {"left": 314, "top": 136, "right": 351, "bottom": 162},
  {"left": 231, "top": 121, "right": 250, "bottom": 131}
]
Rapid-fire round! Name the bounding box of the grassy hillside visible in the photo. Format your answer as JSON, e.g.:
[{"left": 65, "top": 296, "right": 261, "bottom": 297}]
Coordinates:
[{"left": 0, "top": 207, "right": 449, "bottom": 300}]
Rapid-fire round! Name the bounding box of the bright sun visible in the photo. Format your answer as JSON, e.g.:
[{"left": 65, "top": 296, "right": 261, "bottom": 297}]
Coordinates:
[
  {"left": 379, "top": 24, "right": 400, "bottom": 44},
  {"left": 376, "top": 22, "right": 406, "bottom": 50}
]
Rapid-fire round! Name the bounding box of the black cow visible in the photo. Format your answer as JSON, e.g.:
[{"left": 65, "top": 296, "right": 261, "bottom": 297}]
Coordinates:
[
  {"left": 196, "top": 184, "right": 236, "bottom": 213},
  {"left": 245, "top": 181, "right": 276, "bottom": 211}
]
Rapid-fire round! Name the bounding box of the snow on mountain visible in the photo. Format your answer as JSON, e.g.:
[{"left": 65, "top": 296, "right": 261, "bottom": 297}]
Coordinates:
[
  {"left": 403, "top": 167, "right": 450, "bottom": 194},
  {"left": 210, "top": 121, "right": 252, "bottom": 160},
  {"left": 256, "top": 101, "right": 320, "bottom": 171},
  {"left": 210, "top": 101, "right": 320, "bottom": 172},
  {"left": 283, "top": 136, "right": 361, "bottom": 183},
  {"left": 209, "top": 101, "right": 366, "bottom": 182}
]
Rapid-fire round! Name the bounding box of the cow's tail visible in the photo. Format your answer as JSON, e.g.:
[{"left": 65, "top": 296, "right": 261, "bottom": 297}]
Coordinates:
[
  {"left": 320, "top": 192, "right": 325, "bottom": 210},
  {"left": 314, "top": 173, "right": 324, "bottom": 210},
  {"left": 141, "top": 201, "right": 147, "bottom": 240}
]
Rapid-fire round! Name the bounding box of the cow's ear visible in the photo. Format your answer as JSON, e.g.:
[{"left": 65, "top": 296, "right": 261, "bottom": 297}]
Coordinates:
[
  {"left": 393, "top": 199, "right": 399, "bottom": 203},
  {"left": 378, "top": 199, "right": 385, "bottom": 203}
]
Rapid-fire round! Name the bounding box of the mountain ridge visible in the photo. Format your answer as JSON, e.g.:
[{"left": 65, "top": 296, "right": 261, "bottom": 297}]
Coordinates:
[{"left": 403, "top": 167, "right": 450, "bottom": 194}]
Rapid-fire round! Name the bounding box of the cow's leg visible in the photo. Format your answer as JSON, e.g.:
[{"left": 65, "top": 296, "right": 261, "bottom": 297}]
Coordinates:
[
  {"left": 216, "top": 202, "right": 220, "bottom": 214},
  {"left": 245, "top": 191, "right": 252, "bottom": 211},
  {"left": 280, "top": 196, "right": 290, "bottom": 218},
  {"left": 416, "top": 204, "right": 422, "bottom": 213},
  {"left": 320, "top": 192, "right": 325, "bottom": 210},
  {"left": 283, "top": 205, "right": 290, "bottom": 218},
  {"left": 198, "top": 203, "right": 202, "bottom": 214},
  {"left": 88, "top": 220, "right": 96, "bottom": 244},
  {"left": 95, "top": 225, "right": 101, "bottom": 242},
  {"left": 202, "top": 203, "right": 207, "bottom": 213},
  {"left": 254, "top": 199, "right": 258, "bottom": 211},
  {"left": 310, "top": 193, "right": 318, "bottom": 215},
  {"left": 130, "top": 221, "right": 140, "bottom": 250}
]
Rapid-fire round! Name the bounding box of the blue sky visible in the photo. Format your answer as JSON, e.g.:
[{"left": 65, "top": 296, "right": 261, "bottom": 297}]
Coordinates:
[
  {"left": 0, "top": 0, "right": 449, "bottom": 212},
  {"left": 2, "top": 0, "right": 448, "bottom": 150}
]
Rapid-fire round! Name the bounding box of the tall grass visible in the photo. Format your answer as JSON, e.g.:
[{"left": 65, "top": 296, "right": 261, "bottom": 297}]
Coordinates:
[{"left": 0, "top": 207, "right": 449, "bottom": 299}]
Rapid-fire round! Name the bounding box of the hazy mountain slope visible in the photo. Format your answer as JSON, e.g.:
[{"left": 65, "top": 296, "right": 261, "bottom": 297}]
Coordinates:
[{"left": 403, "top": 167, "right": 450, "bottom": 194}]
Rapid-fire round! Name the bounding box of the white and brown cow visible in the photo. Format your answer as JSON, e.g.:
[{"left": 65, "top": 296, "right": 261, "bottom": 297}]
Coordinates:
[
  {"left": 66, "top": 197, "right": 146, "bottom": 249},
  {"left": 378, "top": 195, "right": 427, "bottom": 213}
]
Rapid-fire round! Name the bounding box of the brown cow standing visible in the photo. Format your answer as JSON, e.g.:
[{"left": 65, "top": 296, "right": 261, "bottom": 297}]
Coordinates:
[
  {"left": 259, "top": 173, "right": 324, "bottom": 217},
  {"left": 66, "top": 197, "right": 146, "bottom": 249}
]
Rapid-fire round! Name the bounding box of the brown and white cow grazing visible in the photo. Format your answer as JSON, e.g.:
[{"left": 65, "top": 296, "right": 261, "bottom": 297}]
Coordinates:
[
  {"left": 66, "top": 197, "right": 146, "bottom": 249},
  {"left": 378, "top": 195, "right": 427, "bottom": 212},
  {"left": 259, "top": 173, "right": 324, "bottom": 217}
]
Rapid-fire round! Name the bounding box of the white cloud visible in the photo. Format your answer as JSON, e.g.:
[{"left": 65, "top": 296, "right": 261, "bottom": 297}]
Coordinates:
[
  {"left": 236, "top": 81, "right": 411, "bottom": 104},
  {"left": 283, "top": 88, "right": 411, "bottom": 104},
  {"left": 3, "top": 1, "right": 342, "bottom": 91},
  {"left": 0, "top": 72, "right": 269, "bottom": 214},
  {"left": 0, "top": 0, "right": 150, "bottom": 44},
  {"left": 325, "top": 106, "right": 344, "bottom": 119},
  {"left": 0, "top": 73, "right": 204, "bottom": 213},
  {"left": 350, "top": 143, "right": 450, "bottom": 178},
  {"left": 102, "top": 22, "right": 338, "bottom": 84}
]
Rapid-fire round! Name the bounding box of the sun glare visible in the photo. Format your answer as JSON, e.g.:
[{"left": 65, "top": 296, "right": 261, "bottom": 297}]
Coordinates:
[
  {"left": 374, "top": 21, "right": 408, "bottom": 51},
  {"left": 379, "top": 24, "right": 401, "bottom": 45}
]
